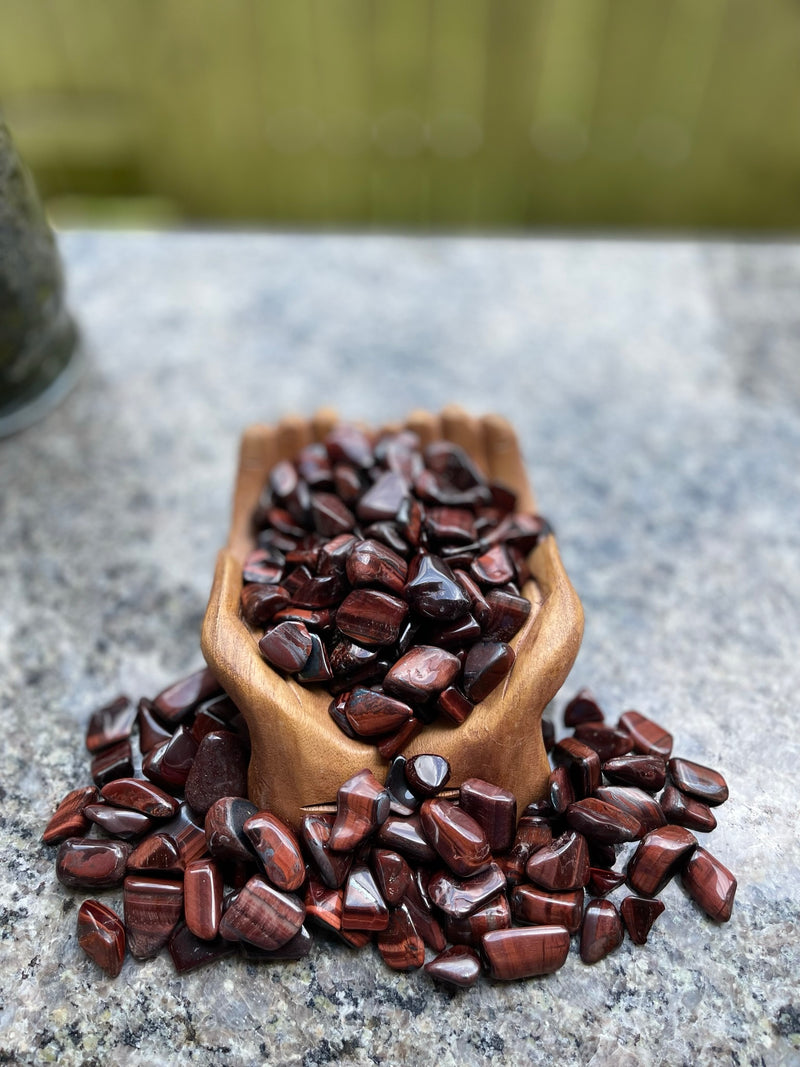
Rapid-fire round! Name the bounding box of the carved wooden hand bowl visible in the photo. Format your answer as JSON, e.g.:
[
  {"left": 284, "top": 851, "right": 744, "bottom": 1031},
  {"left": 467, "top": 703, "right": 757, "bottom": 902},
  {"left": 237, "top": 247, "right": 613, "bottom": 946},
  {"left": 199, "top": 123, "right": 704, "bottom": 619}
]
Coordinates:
[{"left": 201, "top": 407, "right": 584, "bottom": 831}]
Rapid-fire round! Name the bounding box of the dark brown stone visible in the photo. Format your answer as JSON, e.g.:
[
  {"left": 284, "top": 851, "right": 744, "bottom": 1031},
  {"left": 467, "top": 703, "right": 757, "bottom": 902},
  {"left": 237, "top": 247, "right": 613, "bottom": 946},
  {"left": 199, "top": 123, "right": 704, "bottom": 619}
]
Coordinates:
[
  {"left": 660, "top": 785, "right": 717, "bottom": 832},
  {"left": 296, "top": 632, "right": 334, "bottom": 683},
  {"left": 405, "top": 754, "right": 451, "bottom": 797},
  {"left": 462, "top": 640, "right": 515, "bottom": 702},
  {"left": 297, "top": 442, "right": 333, "bottom": 488},
  {"left": 153, "top": 667, "right": 222, "bottom": 726},
  {"left": 77, "top": 899, "right": 126, "bottom": 978},
  {"left": 328, "top": 639, "right": 380, "bottom": 679},
  {"left": 419, "top": 797, "right": 491, "bottom": 877},
  {"left": 370, "top": 849, "right": 413, "bottom": 905},
  {"left": 219, "top": 876, "right": 305, "bottom": 949},
  {"left": 618, "top": 710, "right": 673, "bottom": 759},
  {"left": 329, "top": 769, "right": 391, "bottom": 851},
  {"left": 511, "top": 884, "right": 584, "bottom": 934},
  {"left": 333, "top": 462, "right": 365, "bottom": 504},
  {"left": 482, "top": 588, "right": 532, "bottom": 642},
  {"left": 680, "top": 847, "right": 737, "bottom": 922},
  {"left": 85, "top": 695, "right": 136, "bottom": 754},
  {"left": 126, "top": 831, "right": 183, "bottom": 874},
  {"left": 240, "top": 584, "right": 290, "bottom": 627},
  {"left": 258, "top": 621, "right": 312, "bottom": 673},
  {"left": 168, "top": 924, "right": 237, "bottom": 972},
  {"left": 403, "top": 553, "right": 471, "bottom": 621},
  {"left": 574, "top": 723, "right": 634, "bottom": 762},
  {"left": 384, "top": 756, "right": 420, "bottom": 816},
  {"left": 428, "top": 863, "right": 506, "bottom": 919},
  {"left": 594, "top": 785, "right": 666, "bottom": 836},
  {"left": 56, "top": 838, "right": 131, "bottom": 889},
  {"left": 242, "top": 547, "right": 286, "bottom": 585},
  {"left": 426, "top": 613, "right": 482, "bottom": 649},
  {"left": 356, "top": 471, "right": 407, "bottom": 523},
  {"left": 141, "top": 726, "right": 198, "bottom": 792},
  {"left": 90, "top": 740, "right": 134, "bottom": 788},
  {"left": 343, "top": 688, "right": 412, "bottom": 738},
  {"left": 325, "top": 424, "right": 374, "bottom": 469},
  {"left": 588, "top": 867, "right": 626, "bottom": 896},
  {"left": 376, "top": 813, "right": 438, "bottom": 865},
  {"left": 563, "top": 688, "right": 605, "bottom": 727},
  {"left": 124, "top": 874, "right": 184, "bottom": 958},
  {"left": 205, "top": 797, "right": 258, "bottom": 862},
  {"left": 243, "top": 812, "right": 305, "bottom": 892},
  {"left": 471, "top": 544, "right": 515, "bottom": 587},
  {"left": 552, "top": 737, "right": 602, "bottom": 798},
  {"left": 565, "top": 798, "right": 643, "bottom": 844},
  {"left": 304, "top": 876, "right": 344, "bottom": 935},
  {"left": 136, "top": 698, "right": 173, "bottom": 754},
  {"left": 620, "top": 895, "right": 665, "bottom": 944},
  {"left": 341, "top": 865, "right": 390, "bottom": 931},
  {"left": 383, "top": 645, "right": 461, "bottom": 703},
  {"left": 184, "top": 858, "right": 223, "bottom": 940},
  {"left": 272, "top": 607, "right": 334, "bottom": 631},
  {"left": 300, "top": 813, "right": 353, "bottom": 889},
  {"left": 376, "top": 717, "right": 423, "bottom": 759},
  {"left": 627, "top": 825, "right": 697, "bottom": 897},
  {"left": 436, "top": 686, "right": 474, "bottom": 725},
  {"left": 549, "top": 765, "right": 575, "bottom": 816},
  {"left": 84, "top": 803, "right": 152, "bottom": 840},
  {"left": 310, "top": 491, "right": 356, "bottom": 538},
  {"left": 601, "top": 754, "right": 667, "bottom": 792},
  {"left": 459, "top": 778, "right": 517, "bottom": 852},
  {"left": 444, "top": 894, "right": 510, "bottom": 949},
  {"left": 484, "top": 512, "right": 545, "bottom": 553},
  {"left": 525, "top": 831, "right": 590, "bottom": 891},
  {"left": 580, "top": 899, "right": 624, "bottom": 964},
  {"left": 184, "top": 730, "right": 249, "bottom": 815},
  {"left": 376, "top": 904, "right": 425, "bottom": 970},
  {"left": 401, "top": 869, "right": 446, "bottom": 951},
  {"left": 42, "top": 786, "right": 99, "bottom": 845},
  {"left": 425, "top": 507, "right": 477, "bottom": 545},
  {"left": 453, "top": 569, "right": 492, "bottom": 627},
  {"left": 336, "top": 589, "right": 408, "bottom": 647},
  {"left": 239, "top": 925, "right": 314, "bottom": 961},
  {"left": 425, "top": 945, "right": 482, "bottom": 988},
  {"left": 483, "top": 926, "right": 571, "bottom": 980},
  {"left": 668, "top": 758, "right": 729, "bottom": 806},
  {"left": 317, "top": 533, "right": 358, "bottom": 580},
  {"left": 284, "top": 568, "right": 344, "bottom": 609}
]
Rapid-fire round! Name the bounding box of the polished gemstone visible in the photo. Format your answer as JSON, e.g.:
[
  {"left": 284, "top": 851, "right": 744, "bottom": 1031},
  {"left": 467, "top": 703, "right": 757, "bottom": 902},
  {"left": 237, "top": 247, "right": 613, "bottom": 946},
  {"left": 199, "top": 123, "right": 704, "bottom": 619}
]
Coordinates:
[
  {"left": 580, "top": 899, "right": 624, "bottom": 964},
  {"left": 136, "top": 698, "right": 173, "bottom": 754},
  {"left": 384, "top": 756, "right": 420, "bottom": 816},
  {"left": 482, "top": 589, "right": 532, "bottom": 642},
  {"left": 356, "top": 471, "right": 408, "bottom": 523},
  {"left": 333, "top": 462, "right": 364, "bottom": 504},
  {"left": 243, "top": 812, "right": 305, "bottom": 892},
  {"left": 264, "top": 507, "right": 306, "bottom": 539},
  {"left": 563, "top": 688, "right": 605, "bottom": 727},
  {"left": 126, "top": 831, "right": 183, "bottom": 874},
  {"left": 284, "top": 569, "right": 344, "bottom": 609},
  {"left": 269, "top": 458, "right": 298, "bottom": 499},
  {"left": 142, "top": 725, "right": 198, "bottom": 791},
  {"left": 444, "top": 894, "right": 510, "bottom": 949},
  {"left": 363, "top": 521, "right": 410, "bottom": 558},
  {"left": 383, "top": 645, "right": 461, "bottom": 703},
  {"left": 426, "top": 613, "right": 482, "bottom": 649},
  {"left": 588, "top": 867, "right": 626, "bottom": 896},
  {"left": 258, "top": 621, "right": 312, "bottom": 673},
  {"left": 219, "top": 875, "right": 305, "bottom": 949},
  {"left": 513, "top": 815, "right": 554, "bottom": 855},
  {"left": 459, "top": 778, "right": 517, "bottom": 852},
  {"left": 425, "top": 506, "right": 476, "bottom": 545},
  {"left": 403, "top": 553, "right": 471, "bottom": 621},
  {"left": 401, "top": 869, "right": 446, "bottom": 951},
  {"left": 660, "top": 785, "right": 717, "bottom": 833},
  {"left": 77, "top": 899, "right": 126, "bottom": 977},
  {"left": 376, "top": 904, "right": 425, "bottom": 970},
  {"left": 317, "top": 533, "right": 358, "bottom": 580},
  {"left": 565, "top": 798, "right": 643, "bottom": 844},
  {"left": 428, "top": 863, "right": 506, "bottom": 919},
  {"left": 184, "top": 858, "right": 223, "bottom": 940},
  {"left": 371, "top": 849, "right": 413, "bottom": 906},
  {"left": 328, "top": 639, "right": 380, "bottom": 680},
  {"left": 85, "top": 695, "right": 136, "bottom": 754},
  {"left": 304, "top": 877, "right": 343, "bottom": 934},
  {"left": 153, "top": 667, "right": 221, "bottom": 726},
  {"left": 184, "top": 730, "right": 249, "bottom": 815},
  {"left": 573, "top": 723, "right": 633, "bottom": 762},
  {"left": 668, "top": 758, "right": 729, "bottom": 806},
  {"left": 343, "top": 688, "right": 413, "bottom": 738},
  {"left": 453, "top": 570, "right": 492, "bottom": 627},
  {"left": 328, "top": 695, "right": 358, "bottom": 738},
  {"left": 484, "top": 512, "right": 545, "bottom": 553},
  {"left": 124, "top": 875, "right": 184, "bottom": 958},
  {"left": 91, "top": 740, "right": 134, "bottom": 788},
  {"left": 681, "top": 847, "right": 737, "bottom": 922},
  {"left": 168, "top": 924, "right": 238, "bottom": 973},
  {"left": 239, "top": 924, "right": 315, "bottom": 961},
  {"left": 425, "top": 945, "right": 482, "bottom": 988},
  {"left": 525, "top": 831, "right": 590, "bottom": 891},
  {"left": 84, "top": 803, "right": 152, "bottom": 840},
  {"left": 424, "top": 440, "right": 484, "bottom": 489},
  {"left": 405, "top": 754, "right": 451, "bottom": 797},
  {"left": 471, "top": 544, "right": 515, "bottom": 587},
  {"left": 419, "top": 797, "right": 491, "bottom": 877},
  {"left": 462, "top": 640, "right": 515, "bottom": 703},
  {"left": 297, "top": 442, "right": 333, "bottom": 488},
  {"left": 336, "top": 589, "right": 408, "bottom": 647},
  {"left": 205, "top": 797, "right": 258, "bottom": 862},
  {"left": 620, "top": 895, "right": 665, "bottom": 944},
  {"left": 56, "top": 838, "right": 131, "bottom": 889},
  {"left": 627, "top": 825, "right": 698, "bottom": 897},
  {"left": 601, "top": 754, "right": 667, "bottom": 792},
  {"left": 296, "top": 632, "right": 334, "bottom": 683},
  {"left": 242, "top": 547, "right": 285, "bottom": 584},
  {"left": 376, "top": 814, "right": 438, "bottom": 864},
  {"left": 618, "top": 710, "right": 673, "bottom": 759},
  {"left": 436, "top": 686, "right": 474, "bottom": 725},
  {"left": 300, "top": 813, "right": 353, "bottom": 888},
  {"left": 594, "top": 786, "right": 666, "bottom": 836},
  {"left": 241, "top": 584, "right": 290, "bottom": 627},
  {"left": 398, "top": 496, "right": 425, "bottom": 548},
  {"left": 329, "top": 769, "right": 391, "bottom": 851},
  {"left": 310, "top": 492, "right": 356, "bottom": 538},
  {"left": 376, "top": 430, "right": 423, "bottom": 480},
  {"left": 511, "top": 884, "right": 584, "bottom": 935},
  {"left": 42, "top": 785, "right": 99, "bottom": 845},
  {"left": 376, "top": 717, "right": 423, "bottom": 759},
  {"left": 272, "top": 607, "right": 334, "bottom": 632},
  {"left": 325, "top": 424, "right": 374, "bottom": 469},
  {"left": 552, "top": 737, "right": 602, "bottom": 798},
  {"left": 549, "top": 766, "right": 575, "bottom": 816},
  {"left": 341, "top": 865, "right": 390, "bottom": 931},
  {"left": 483, "top": 926, "right": 571, "bottom": 980}
]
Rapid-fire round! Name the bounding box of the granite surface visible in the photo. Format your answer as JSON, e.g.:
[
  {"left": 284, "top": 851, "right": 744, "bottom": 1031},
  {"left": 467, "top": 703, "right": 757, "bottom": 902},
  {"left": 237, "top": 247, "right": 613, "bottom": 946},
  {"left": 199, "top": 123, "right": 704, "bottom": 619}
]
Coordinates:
[{"left": 1, "top": 232, "right": 798, "bottom": 1067}]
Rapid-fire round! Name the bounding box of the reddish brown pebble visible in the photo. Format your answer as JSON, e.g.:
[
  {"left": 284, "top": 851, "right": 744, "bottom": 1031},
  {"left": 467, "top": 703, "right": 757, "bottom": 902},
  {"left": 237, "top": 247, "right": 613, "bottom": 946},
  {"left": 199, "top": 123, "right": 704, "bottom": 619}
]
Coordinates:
[
  {"left": 425, "top": 945, "right": 482, "bottom": 988},
  {"left": 300, "top": 813, "right": 353, "bottom": 888},
  {"left": 341, "top": 865, "right": 390, "bottom": 931},
  {"left": 243, "top": 812, "right": 305, "bottom": 892},
  {"left": 405, "top": 754, "right": 451, "bottom": 797},
  {"left": 153, "top": 667, "right": 221, "bottom": 726},
  {"left": 304, "top": 877, "right": 344, "bottom": 935},
  {"left": 126, "top": 831, "right": 183, "bottom": 874},
  {"left": 377, "top": 814, "right": 438, "bottom": 864},
  {"left": 325, "top": 424, "right": 374, "bottom": 469},
  {"left": 427, "top": 614, "right": 482, "bottom": 649},
  {"left": 239, "top": 926, "right": 314, "bottom": 961},
  {"left": 343, "top": 688, "right": 413, "bottom": 738},
  {"left": 137, "top": 699, "right": 173, "bottom": 754},
  {"left": 588, "top": 868, "right": 626, "bottom": 896},
  {"left": 84, "top": 804, "right": 152, "bottom": 840},
  {"left": 90, "top": 740, "right": 134, "bottom": 788},
  {"left": 124, "top": 875, "right": 184, "bottom": 958},
  {"left": 310, "top": 491, "right": 356, "bottom": 538},
  {"left": 445, "top": 894, "right": 511, "bottom": 949},
  {"left": 668, "top": 758, "right": 729, "bottom": 806},
  {"left": 376, "top": 904, "right": 425, "bottom": 970},
  {"left": 402, "top": 871, "right": 447, "bottom": 951},
  {"left": 620, "top": 895, "right": 665, "bottom": 944},
  {"left": 563, "top": 688, "right": 605, "bottom": 727},
  {"left": 384, "top": 756, "right": 419, "bottom": 816},
  {"left": 681, "top": 847, "right": 737, "bottom": 922},
  {"left": 549, "top": 766, "right": 575, "bottom": 816},
  {"left": 660, "top": 785, "right": 717, "bottom": 833},
  {"left": 329, "top": 769, "right": 391, "bottom": 852},
  {"left": 205, "top": 797, "right": 258, "bottom": 862},
  {"left": 471, "top": 544, "right": 515, "bottom": 587},
  {"left": 184, "top": 859, "right": 223, "bottom": 940},
  {"left": 168, "top": 924, "right": 238, "bottom": 973},
  {"left": 258, "top": 621, "right": 312, "bottom": 673},
  {"left": 618, "top": 710, "right": 673, "bottom": 759},
  {"left": 240, "top": 584, "right": 290, "bottom": 627},
  {"left": 627, "top": 825, "right": 697, "bottom": 897},
  {"left": 42, "top": 786, "right": 99, "bottom": 845},
  {"left": 594, "top": 786, "right": 666, "bottom": 836},
  {"left": 184, "top": 730, "right": 249, "bottom": 815},
  {"left": 483, "top": 589, "right": 531, "bottom": 642},
  {"left": 601, "top": 754, "right": 667, "bottom": 792},
  {"left": 160, "top": 803, "right": 207, "bottom": 864},
  {"left": 552, "top": 737, "right": 602, "bottom": 797},
  {"left": 453, "top": 570, "right": 492, "bottom": 627},
  {"left": 376, "top": 717, "right": 423, "bottom": 759},
  {"left": 436, "top": 686, "right": 474, "bottom": 725},
  {"left": 511, "top": 884, "right": 584, "bottom": 935},
  {"left": 317, "top": 533, "right": 358, "bottom": 580},
  {"left": 77, "top": 899, "right": 126, "bottom": 978},
  {"left": 141, "top": 726, "right": 198, "bottom": 791},
  {"left": 219, "top": 875, "right": 305, "bottom": 949},
  {"left": 483, "top": 926, "right": 570, "bottom": 980},
  {"left": 565, "top": 798, "right": 643, "bottom": 844},
  {"left": 428, "top": 863, "right": 506, "bottom": 919},
  {"left": 371, "top": 849, "right": 413, "bottom": 906},
  {"left": 574, "top": 723, "right": 634, "bottom": 762},
  {"left": 356, "top": 470, "right": 407, "bottom": 522},
  {"left": 419, "top": 797, "right": 492, "bottom": 878},
  {"left": 346, "top": 538, "right": 408, "bottom": 594},
  {"left": 462, "top": 640, "right": 515, "bottom": 702},
  {"left": 425, "top": 506, "right": 476, "bottom": 545},
  {"left": 384, "top": 645, "right": 461, "bottom": 703},
  {"left": 85, "top": 695, "right": 136, "bottom": 753},
  {"left": 56, "top": 838, "right": 131, "bottom": 889},
  {"left": 296, "top": 633, "right": 333, "bottom": 683},
  {"left": 580, "top": 899, "right": 624, "bottom": 964},
  {"left": 525, "top": 831, "right": 590, "bottom": 891},
  {"left": 459, "top": 778, "right": 517, "bottom": 852},
  {"left": 403, "top": 553, "right": 472, "bottom": 622}
]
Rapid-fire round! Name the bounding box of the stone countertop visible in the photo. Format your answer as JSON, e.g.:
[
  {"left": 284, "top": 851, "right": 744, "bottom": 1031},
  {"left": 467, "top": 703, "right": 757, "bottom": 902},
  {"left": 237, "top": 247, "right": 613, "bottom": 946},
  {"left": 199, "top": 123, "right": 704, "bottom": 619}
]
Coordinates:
[{"left": 1, "top": 232, "right": 798, "bottom": 1067}]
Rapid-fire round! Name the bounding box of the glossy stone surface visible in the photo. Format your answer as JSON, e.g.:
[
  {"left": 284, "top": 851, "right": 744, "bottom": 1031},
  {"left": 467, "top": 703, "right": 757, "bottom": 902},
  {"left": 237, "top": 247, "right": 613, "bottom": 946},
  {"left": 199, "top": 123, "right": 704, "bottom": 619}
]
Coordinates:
[
  {"left": 618, "top": 710, "right": 673, "bottom": 759},
  {"left": 258, "top": 621, "right": 312, "bottom": 673},
  {"left": 483, "top": 926, "right": 571, "bottom": 980},
  {"left": 205, "top": 797, "right": 258, "bottom": 862},
  {"left": 471, "top": 544, "right": 515, "bottom": 587},
  {"left": 124, "top": 875, "right": 184, "bottom": 958},
  {"left": 426, "top": 613, "right": 482, "bottom": 649},
  {"left": 85, "top": 695, "right": 136, "bottom": 754},
  {"left": 549, "top": 766, "right": 575, "bottom": 816},
  {"left": 300, "top": 813, "right": 353, "bottom": 889},
  {"left": 405, "top": 754, "right": 451, "bottom": 797},
  {"left": 419, "top": 797, "right": 492, "bottom": 877},
  {"left": 126, "top": 831, "right": 183, "bottom": 874},
  {"left": 184, "top": 858, "right": 223, "bottom": 941},
  {"left": 403, "top": 553, "right": 471, "bottom": 621},
  {"left": 168, "top": 924, "right": 238, "bottom": 973},
  {"left": 401, "top": 871, "right": 447, "bottom": 951},
  {"left": 588, "top": 867, "right": 626, "bottom": 896},
  {"left": 453, "top": 569, "right": 492, "bottom": 627},
  {"left": 428, "top": 863, "right": 506, "bottom": 919},
  {"left": 565, "top": 797, "right": 642, "bottom": 843},
  {"left": 240, "top": 584, "right": 290, "bottom": 627},
  {"left": 343, "top": 688, "right": 412, "bottom": 738},
  {"left": 56, "top": 837, "right": 131, "bottom": 889},
  {"left": 620, "top": 895, "right": 665, "bottom": 944},
  {"left": 668, "top": 758, "right": 729, "bottom": 806},
  {"left": 141, "top": 726, "right": 198, "bottom": 791},
  {"left": 459, "top": 778, "right": 517, "bottom": 852},
  {"left": 76, "top": 899, "right": 126, "bottom": 978},
  {"left": 219, "top": 876, "right": 305, "bottom": 949},
  {"left": 376, "top": 814, "right": 438, "bottom": 864},
  {"left": 336, "top": 590, "right": 409, "bottom": 647},
  {"left": 356, "top": 470, "right": 407, "bottom": 522},
  {"left": 370, "top": 849, "right": 413, "bottom": 906},
  {"left": 594, "top": 785, "right": 666, "bottom": 836},
  {"left": 328, "top": 639, "right": 381, "bottom": 680},
  {"left": 296, "top": 632, "right": 333, "bottom": 683},
  {"left": 580, "top": 899, "right": 624, "bottom": 964},
  {"left": 681, "top": 847, "right": 737, "bottom": 922},
  {"left": 346, "top": 538, "right": 408, "bottom": 597},
  {"left": 425, "top": 945, "right": 482, "bottom": 988},
  {"left": 383, "top": 645, "right": 461, "bottom": 703},
  {"left": 317, "top": 533, "right": 357, "bottom": 579},
  {"left": 601, "top": 754, "right": 667, "bottom": 792},
  {"left": 552, "top": 737, "right": 602, "bottom": 798},
  {"left": 304, "top": 877, "right": 344, "bottom": 935},
  {"left": 329, "top": 769, "right": 391, "bottom": 852},
  {"left": 444, "top": 894, "right": 511, "bottom": 949},
  {"left": 627, "top": 825, "right": 698, "bottom": 897},
  {"left": 511, "top": 884, "right": 584, "bottom": 935},
  {"left": 376, "top": 717, "right": 423, "bottom": 760},
  {"left": 573, "top": 723, "right": 633, "bottom": 762},
  {"left": 84, "top": 803, "right": 152, "bottom": 840},
  {"left": 90, "top": 739, "right": 134, "bottom": 788},
  {"left": 325, "top": 424, "right": 374, "bottom": 469},
  {"left": 660, "top": 785, "right": 717, "bottom": 832},
  {"left": 161, "top": 803, "right": 208, "bottom": 864},
  {"left": 183, "top": 730, "right": 249, "bottom": 815},
  {"left": 136, "top": 698, "right": 174, "bottom": 754},
  {"left": 563, "top": 688, "right": 605, "bottom": 727},
  {"left": 384, "top": 756, "right": 420, "bottom": 816},
  {"left": 376, "top": 904, "right": 425, "bottom": 971},
  {"left": 483, "top": 589, "right": 531, "bottom": 642},
  {"left": 435, "top": 686, "right": 474, "bottom": 725},
  {"left": 525, "top": 831, "right": 590, "bottom": 891},
  {"left": 425, "top": 506, "right": 476, "bottom": 545},
  {"left": 341, "top": 865, "right": 390, "bottom": 931},
  {"left": 243, "top": 812, "right": 305, "bottom": 892},
  {"left": 42, "top": 785, "right": 99, "bottom": 845},
  {"left": 461, "top": 640, "right": 515, "bottom": 702},
  {"left": 153, "top": 666, "right": 221, "bottom": 726},
  {"left": 310, "top": 491, "right": 356, "bottom": 538}
]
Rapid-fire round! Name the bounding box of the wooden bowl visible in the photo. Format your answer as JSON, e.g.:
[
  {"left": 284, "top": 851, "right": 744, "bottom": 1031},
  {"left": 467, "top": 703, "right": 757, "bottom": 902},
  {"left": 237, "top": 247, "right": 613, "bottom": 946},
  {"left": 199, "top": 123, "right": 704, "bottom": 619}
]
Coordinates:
[{"left": 201, "top": 407, "right": 584, "bottom": 830}]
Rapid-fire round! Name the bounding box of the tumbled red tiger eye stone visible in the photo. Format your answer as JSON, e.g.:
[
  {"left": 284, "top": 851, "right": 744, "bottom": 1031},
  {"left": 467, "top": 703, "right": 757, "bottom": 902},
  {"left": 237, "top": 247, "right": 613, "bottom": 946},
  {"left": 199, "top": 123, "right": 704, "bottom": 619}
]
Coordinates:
[
  {"left": 376, "top": 904, "right": 425, "bottom": 971},
  {"left": 85, "top": 695, "right": 136, "bottom": 754},
  {"left": 184, "top": 859, "right": 223, "bottom": 941},
  {"left": 511, "top": 884, "right": 585, "bottom": 935},
  {"left": 258, "top": 621, "right": 312, "bottom": 673},
  {"left": 419, "top": 797, "right": 492, "bottom": 878},
  {"left": 660, "top": 785, "right": 717, "bottom": 833},
  {"left": 124, "top": 875, "right": 184, "bottom": 959},
  {"left": 100, "top": 777, "right": 179, "bottom": 818},
  {"left": 329, "top": 769, "right": 391, "bottom": 852},
  {"left": 680, "top": 847, "right": 737, "bottom": 922},
  {"left": 341, "top": 865, "right": 390, "bottom": 932},
  {"left": 620, "top": 895, "right": 665, "bottom": 944},
  {"left": 427, "top": 863, "right": 506, "bottom": 919},
  {"left": 219, "top": 876, "right": 305, "bottom": 950},
  {"left": 425, "top": 945, "right": 482, "bottom": 988},
  {"left": 56, "top": 838, "right": 131, "bottom": 889},
  {"left": 580, "top": 899, "right": 624, "bottom": 964},
  {"left": 153, "top": 667, "right": 222, "bottom": 726},
  {"left": 243, "top": 812, "right": 305, "bottom": 892},
  {"left": 668, "top": 758, "right": 729, "bottom": 806},
  {"left": 462, "top": 640, "right": 515, "bottom": 702},
  {"left": 459, "top": 778, "right": 517, "bottom": 852},
  {"left": 627, "top": 825, "right": 697, "bottom": 897},
  {"left": 525, "top": 831, "right": 590, "bottom": 892},
  {"left": 618, "top": 710, "right": 673, "bottom": 759},
  {"left": 77, "top": 899, "right": 126, "bottom": 978},
  {"left": 42, "top": 786, "right": 99, "bottom": 845},
  {"left": 383, "top": 646, "right": 461, "bottom": 703},
  {"left": 483, "top": 926, "right": 571, "bottom": 980}
]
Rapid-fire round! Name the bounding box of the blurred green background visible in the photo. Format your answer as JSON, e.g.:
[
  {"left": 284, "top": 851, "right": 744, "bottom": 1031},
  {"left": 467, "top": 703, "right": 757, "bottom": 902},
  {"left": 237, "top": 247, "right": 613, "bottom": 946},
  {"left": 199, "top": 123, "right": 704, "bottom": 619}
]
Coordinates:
[{"left": 3, "top": 0, "right": 800, "bottom": 230}]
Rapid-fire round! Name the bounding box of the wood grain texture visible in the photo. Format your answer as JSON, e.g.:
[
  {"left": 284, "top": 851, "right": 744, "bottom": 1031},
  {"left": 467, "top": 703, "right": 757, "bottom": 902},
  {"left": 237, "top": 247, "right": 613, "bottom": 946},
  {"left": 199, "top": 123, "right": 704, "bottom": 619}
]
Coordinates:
[{"left": 201, "top": 410, "right": 583, "bottom": 831}]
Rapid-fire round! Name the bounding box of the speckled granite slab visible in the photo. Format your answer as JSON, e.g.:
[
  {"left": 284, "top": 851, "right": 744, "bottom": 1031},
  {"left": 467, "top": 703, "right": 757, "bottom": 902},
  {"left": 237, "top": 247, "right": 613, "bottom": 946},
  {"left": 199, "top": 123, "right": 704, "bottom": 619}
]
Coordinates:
[{"left": 1, "top": 233, "right": 798, "bottom": 1067}]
